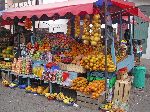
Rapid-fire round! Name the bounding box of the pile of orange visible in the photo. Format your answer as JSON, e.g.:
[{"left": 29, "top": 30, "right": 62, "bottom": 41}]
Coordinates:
[
  {"left": 70, "top": 77, "right": 88, "bottom": 91},
  {"left": 71, "top": 77, "right": 105, "bottom": 99},
  {"left": 84, "top": 80, "right": 105, "bottom": 99},
  {"left": 80, "top": 54, "right": 116, "bottom": 72}
]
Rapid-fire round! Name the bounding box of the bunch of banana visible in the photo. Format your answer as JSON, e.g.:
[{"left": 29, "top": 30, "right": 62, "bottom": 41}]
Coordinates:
[
  {"left": 42, "top": 87, "right": 49, "bottom": 95},
  {"left": 56, "top": 92, "right": 65, "bottom": 101},
  {"left": 47, "top": 93, "right": 58, "bottom": 100},
  {"left": 9, "top": 83, "right": 17, "bottom": 88},
  {"left": 45, "top": 93, "right": 51, "bottom": 98},
  {"left": 63, "top": 96, "right": 74, "bottom": 104},
  {"left": 102, "top": 102, "right": 113, "bottom": 110},
  {"left": 25, "top": 86, "right": 32, "bottom": 91},
  {"left": 2, "top": 79, "right": 9, "bottom": 87}
]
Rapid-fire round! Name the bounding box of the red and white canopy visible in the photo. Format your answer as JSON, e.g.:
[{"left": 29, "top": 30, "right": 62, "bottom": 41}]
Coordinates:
[
  {"left": 2, "top": 0, "right": 150, "bottom": 22},
  {"left": 2, "top": 0, "right": 96, "bottom": 19}
]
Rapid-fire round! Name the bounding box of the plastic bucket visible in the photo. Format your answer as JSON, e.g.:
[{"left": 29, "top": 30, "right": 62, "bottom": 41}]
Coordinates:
[{"left": 132, "top": 66, "right": 146, "bottom": 88}]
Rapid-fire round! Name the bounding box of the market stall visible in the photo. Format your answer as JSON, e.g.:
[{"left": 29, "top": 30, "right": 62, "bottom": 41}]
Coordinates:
[{"left": 0, "top": 0, "right": 149, "bottom": 111}]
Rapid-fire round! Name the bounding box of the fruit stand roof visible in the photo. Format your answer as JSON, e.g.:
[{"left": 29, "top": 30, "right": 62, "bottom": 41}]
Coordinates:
[{"left": 1, "top": 0, "right": 150, "bottom": 22}]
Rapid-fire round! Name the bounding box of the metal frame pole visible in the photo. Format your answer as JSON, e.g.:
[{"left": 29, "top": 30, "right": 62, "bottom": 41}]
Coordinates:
[
  {"left": 129, "top": 15, "right": 133, "bottom": 55},
  {"left": 104, "top": 0, "right": 108, "bottom": 102},
  {"left": 120, "top": 13, "right": 123, "bottom": 41},
  {"left": 132, "top": 16, "right": 135, "bottom": 39}
]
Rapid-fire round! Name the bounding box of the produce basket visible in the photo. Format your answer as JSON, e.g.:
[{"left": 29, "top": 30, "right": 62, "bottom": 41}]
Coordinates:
[
  {"left": 77, "top": 91, "right": 105, "bottom": 110},
  {"left": 87, "top": 71, "right": 116, "bottom": 88},
  {"left": 113, "top": 77, "right": 132, "bottom": 102}
]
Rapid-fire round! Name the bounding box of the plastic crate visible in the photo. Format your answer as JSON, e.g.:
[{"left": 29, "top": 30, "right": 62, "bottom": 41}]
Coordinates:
[{"left": 87, "top": 71, "right": 116, "bottom": 88}]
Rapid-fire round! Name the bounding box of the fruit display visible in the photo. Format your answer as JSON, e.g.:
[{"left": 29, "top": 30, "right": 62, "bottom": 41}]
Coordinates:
[
  {"left": 83, "top": 80, "right": 105, "bottom": 99},
  {"left": 63, "top": 96, "right": 74, "bottom": 105},
  {"left": 2, "top": 79, "right": 10, "bottom": 87},
  {"left": 32, "top": 66, "right": 44, "bottom": 78},
  {"left": 9, "top": 83, "right": 17, "bottom": 88},
  {"left": 82, "top": 14, "right": 91, "bottom": 45},
  {"left": 31, "top": 87, "right": 38, "bottom": 93},
  {"left": 116, "top": 54, "right": 127, "bottom": 63},
  {"left": 100, "top": 102, "right": 113, "bottom": 110},
  {"left": 25, "top": 86, "right": 32, "bottom": 92},
  {"left": 74, "top": 16, "right": 81, "bottom": 37},
  {"left": 80, "top": 53, "right": 116, "bottom": 72},
  {"left": 12, "top": 58, "right": 17, "bottom": 72},
  {"left": 45, "top": 92, "right": 75, "bottom": 105},
  {"left": 0, "top": 61, "right": 12, "bottom": 69},
  {"left": 71, "top": 77, "right": 105, "bottom": 99},
  {"left": 37, "top": 86, "right": 45, "bottom": 94},
  {"left": 13, "top": 58, "right": 22, "bottom": 74},
  {"left": 12, "top": 57, "right": 32, "bottom": 74},
  {"left": 56, "top": 92, "right": 75, "bottom": 105},
  {"left": 25, "top": 18, "right": 32, "bottom": 30},
  {"left": 45, "top": 93, "right": 58, "bottom": 100},
  {"left": 32, "top": 51, "right": 41, "bottom": 60},
  {"left": 56, "top": 92, "right": 65, "bottom": 101},
  {"left": 100, "top": 102, "right": 125, "bottom": 112},
  {"left": 25, "top": 86, "right": 49, "bottom": 95},
  {"left": 70, "top": 77, "right": 88, "bottom": 91},
  {"left": 1, "top": 46, "right": 14, "bottom": 58},
  {"left": 90, "top": 14, "right": 101, "bottom": 46},
  {"left": 42, "top": 87, "right": 49, "bottom": 95}
]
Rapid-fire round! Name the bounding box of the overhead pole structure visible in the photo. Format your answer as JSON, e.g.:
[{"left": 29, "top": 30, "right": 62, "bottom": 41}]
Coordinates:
[{"left": 104, "top": 0, "right": 108, "bottom": 102}]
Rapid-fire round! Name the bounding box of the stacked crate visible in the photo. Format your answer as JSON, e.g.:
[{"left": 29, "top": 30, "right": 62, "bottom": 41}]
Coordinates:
[
  {"left": 113, "top": 77, "right": 132, "bottom": 102},
  {"left": 77, "top": 91, "right": 105, "bottom": 110}
]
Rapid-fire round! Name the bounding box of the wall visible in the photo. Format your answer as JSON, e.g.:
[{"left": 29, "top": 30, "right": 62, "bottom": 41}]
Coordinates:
[
  {"left": 35, "top": 19, "right": 68, "bottom": 34},
  {"left": 43, "top": 0, "right": 68, "bottom": 4},
  {"left": 142, "top": 22, "right": 150, "bottom": 59}
]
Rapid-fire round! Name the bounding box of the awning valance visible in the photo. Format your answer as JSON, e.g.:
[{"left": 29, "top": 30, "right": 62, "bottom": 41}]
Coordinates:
[
  {"left": 1, "top": 0, "right": 150, "bottom": 22},
  {"left": 2, "top": 0, "right": 97, "bottom": 19}
]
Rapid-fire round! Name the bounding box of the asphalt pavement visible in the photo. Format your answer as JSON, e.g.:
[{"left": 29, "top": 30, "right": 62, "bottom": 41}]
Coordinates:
[{"left": 0, "top": 59, "right": 150, "bottom": 112}]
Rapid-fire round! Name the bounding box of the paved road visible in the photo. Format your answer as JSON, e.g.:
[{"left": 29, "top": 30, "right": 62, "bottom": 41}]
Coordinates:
[{"left": 0, "top": 59, "right": 150, "bottom": 112}]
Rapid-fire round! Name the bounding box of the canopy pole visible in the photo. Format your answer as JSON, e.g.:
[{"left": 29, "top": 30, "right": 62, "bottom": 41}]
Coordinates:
[
  {"left": 70, "top": 16, "right": 75, "bottom": 38},
  {"left": 104, "top": 0, "right": 108, "bottom": 102},
  {"left": 14, "top": 18, "right": 21, "bottom": 58},
  {"left": 129, "top": 16, "right": 133, "bottom": 55},
  {"left": 132, "top": 16, "right": 135, "bottom": 39},
  {"left": 32, "top": 18, "right": 36, "bottom": 36},
  {"left": 119, "top": 13, "right": 122, "bottom": 41}
]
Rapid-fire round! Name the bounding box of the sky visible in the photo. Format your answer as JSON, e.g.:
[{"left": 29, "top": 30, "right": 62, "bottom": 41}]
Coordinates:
[{"left": 43, "top": 0, "right": 68, "bottom": 4}]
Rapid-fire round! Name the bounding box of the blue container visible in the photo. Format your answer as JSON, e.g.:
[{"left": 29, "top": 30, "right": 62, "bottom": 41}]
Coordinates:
[{"left": 132, "top": 66, "right": 146, "bottom": 88}]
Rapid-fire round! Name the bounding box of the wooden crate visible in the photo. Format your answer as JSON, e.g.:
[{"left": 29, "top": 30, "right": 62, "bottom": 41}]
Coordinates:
[
  {"left": 77, "top": 92, "right": 105, "bottom": 110},
  {"left": 113, "top": 77, "right": 132, "bottom": 102}
]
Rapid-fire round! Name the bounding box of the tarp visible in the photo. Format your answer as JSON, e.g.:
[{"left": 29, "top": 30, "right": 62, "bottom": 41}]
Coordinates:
[
  {"left": 2, "top": 0, "right": 97, "bottom": 19},
  {"left": 1, "top": 0, "right": 150, "bottom": 22},
  {"left": 122, "top": 7, "right": 150, "bottom": 22},
  {"left": 0, "top": 20, "right": 13, "bottom": 26}
]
